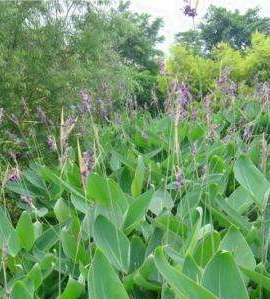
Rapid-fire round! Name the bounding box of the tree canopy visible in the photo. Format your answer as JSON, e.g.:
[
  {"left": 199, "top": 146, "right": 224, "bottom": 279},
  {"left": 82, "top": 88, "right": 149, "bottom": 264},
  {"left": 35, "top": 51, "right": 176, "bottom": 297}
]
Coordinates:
[{"left": 176, "top": 5, "right": 270, "bottom": 54}]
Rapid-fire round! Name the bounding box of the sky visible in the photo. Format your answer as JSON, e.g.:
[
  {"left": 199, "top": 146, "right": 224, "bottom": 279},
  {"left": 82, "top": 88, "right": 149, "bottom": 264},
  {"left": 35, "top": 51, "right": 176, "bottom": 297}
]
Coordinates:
[{"left": 129, "top": 0, "right": 270, "bottom": 53}]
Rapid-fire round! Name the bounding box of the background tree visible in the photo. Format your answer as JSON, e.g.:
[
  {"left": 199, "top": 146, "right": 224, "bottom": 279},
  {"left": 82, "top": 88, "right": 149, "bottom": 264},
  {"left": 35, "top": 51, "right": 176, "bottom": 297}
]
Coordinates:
[{"left": 176, "top": 6, "right": 270, "bottom": 54}]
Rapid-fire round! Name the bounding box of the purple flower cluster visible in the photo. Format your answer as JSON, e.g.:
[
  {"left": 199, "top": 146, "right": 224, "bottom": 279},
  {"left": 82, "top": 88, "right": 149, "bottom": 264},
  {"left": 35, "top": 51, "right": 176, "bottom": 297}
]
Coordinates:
[
  {"left": 183, "top": 4, "right": 197, "bottom": 17},
  {"left": 81, "top": 150, "right": 94, "bottom": 179},
  {"left": 8, "top": 168, "right": 21, "bottom": 182},
  {"left": 179, "top": 82, "right": 190, "bottom": 110}
]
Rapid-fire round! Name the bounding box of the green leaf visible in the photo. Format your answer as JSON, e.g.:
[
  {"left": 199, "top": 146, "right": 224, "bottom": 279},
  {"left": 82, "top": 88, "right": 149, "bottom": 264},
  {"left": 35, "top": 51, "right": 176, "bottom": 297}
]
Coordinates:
[
  {"left": 54, "top": 198, "right": 72, "bottom": 223},
  {"left": 0, "top": 209, "right": 20, "bottom": 257},
  {"left": 220, "top": 226, "right": 256, "bottom": 270},
  {"left": 34, "top": 224, "right": 61, "bottom": 251},
  {"left": 149, "top": 189, "right": 174, "bottom": 215},
  {"left": 87, "top": 174, "right": 128, "bottom": 214},
  {"left": 123, "top": 191, "right": 152, "bottom": 233},
  {"left": 11, "top": 281, "right": 33, "bottom": 299},
  {"left": 154, "top": 247, "right": 218, "bottom": 299},
  {"left": 129, "top": 236, "right": 146, "bottom": 272},
  {"left": 225, "top": 186, "right": 254, "bottom": 214},
  {"left": 193, "top": 231, "right": 220, "bottom": 268},
  {"left": 27, "top": 263, "right": 42, "bottom": 290},
  {"left": 183, "top": 207, "right": 203, "bottom": 256},
  {"left": 46, "top": 170, "right": 84, "bottom": 200},
  {"left": 155, "top": 215, "right": 187, "bottom": 238},
  {"left": 182, "top": 255, "right": 202, "bottom": 282},
  {"left": 61, "top": 230, "right": 89, "bottom": 265},
  {"left": 93, "top": 215, "right": 130, "bottom": 273},
  {"left": 88, "top": 249, "right": 129, "bottom": 299},
  {"left": 240, "top": 267, "right": 270, "bottom": 292},
  {"left": 16, "top": 211, "right": 35, "bottom": 251},
  {"left": 131, "top": 155, "right": 145, "bottom": 197},
  {"left": 134, "top": 256, "right": 162, "bottom": 291},
  {"left": 161, "top": 285, "right": 176, "bottom": 299},
  {"left": 202, "top": 251, "right": 249, "bottom": 299},
  {"left": 58, "top": 277, "right": 84, "bottom": 299},
  {"left": 234, "top": 155, "right": 270, "bottom": 208}
]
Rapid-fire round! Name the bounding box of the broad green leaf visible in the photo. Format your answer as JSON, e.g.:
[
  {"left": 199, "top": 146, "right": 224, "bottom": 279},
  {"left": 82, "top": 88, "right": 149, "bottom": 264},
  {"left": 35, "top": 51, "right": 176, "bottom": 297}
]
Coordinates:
[
  {"left": 45, "top": 169, "right": 84, "bottom": 200},
  {"left": 130, "top": 236, "right": 146, "bottom": 272},
  {"left": 162, "top": 286, "right": 176, "bottom": 299},
  {"left": 234, "top": 155, "right": 270, "bottom": 208},
  {"left": 58, "top": 277, "right": 84, "bottom": 299},
  {"left": 134, "top": 256, "right": 162, "bottom": 291},
  {"left": 193, "top": 231, "right": 220, "bottom": 268},
  {"left": 11, "top": 281, "right": 33, "bottom": 299},
  {"left": 27, "top": 263, "right": 42, "bottom": 290},
  {"left": 202, "top": 251, "right": 249, "bottom": 299},
  {"left": 34, "top": 224, "right": 62, "bottom": 251},
  {"left": 145, "top": 228, "right": 163, "bottom": 257},
  {"left": 177, "top": 188, "right": 202, "bottom": 224},
  {"left": 54, "top": 198, "right": 72, "bottom": 222},
  {"left": 182, "top": 255, "right": 201, "bottom": 282},
  {"left": 149, "top": 189, "right": 174, "bottom": 215},
  {"left": 39, "top": 254, "right": 56, "bottom": 277},
  {"left": 87, "top": 175, "right": 129, "bottom": 226},
  {"left": 93, "top": 215, "right": 130, "bottom": 273},
  {"left": 0, "top": 209, "right": 20, "bottom": 257},
  {"left": 240, "top": 267, "right": 270, "bottom": 292},
  {"left": 154, "top": 247, "right": 218, "bottom": 299},
  {"left": 16, "top": 211, "right": 35, "bottom": 251},
  {"left": 220, "top": 226, "right": 256, "bottom": 270},
  {"left": 123, "top": 191, "right": 152, "bottom": 233},
  {"left": 131, "top": 155, "right": 145, "bottom": 197},
  {"left": 88, "top": 249, "right": 129, "bottom": 299},
  {"left": 61, "top": 230, "right": 89, "bottom": 265},
  {"left": 225, "top": 186, "right": 254, "bottom": 214},
  {"left": 26, "top": 254, "right": 56, "bottom": 289},
  {"left": 33, "top": 221, "right": 43, "bottom": 239},
  {"left": 155, "top": 215, "right": 187, "bottom": 238},
  {"left": 214, "top": 196, "right": 251, "bottom": 232},
  {"left": 182, "top": 207, "right": 203, "bottom": 256},
  {"left": 87, "top": 174, "right": 128, "bottom": 210}
]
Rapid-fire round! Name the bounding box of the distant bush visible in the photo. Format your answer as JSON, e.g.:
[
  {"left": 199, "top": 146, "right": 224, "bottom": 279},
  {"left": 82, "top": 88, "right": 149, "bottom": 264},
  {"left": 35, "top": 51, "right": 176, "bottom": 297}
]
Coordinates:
[{"left": 164, "top": 32, "right": 270, "bottom": 97}]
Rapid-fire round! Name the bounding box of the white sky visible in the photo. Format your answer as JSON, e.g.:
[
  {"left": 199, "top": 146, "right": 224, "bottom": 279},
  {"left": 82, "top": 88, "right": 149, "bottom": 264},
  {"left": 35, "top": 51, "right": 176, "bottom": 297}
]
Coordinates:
[{"left": 129, "top": 0, "right": 270, "bottom": 53}]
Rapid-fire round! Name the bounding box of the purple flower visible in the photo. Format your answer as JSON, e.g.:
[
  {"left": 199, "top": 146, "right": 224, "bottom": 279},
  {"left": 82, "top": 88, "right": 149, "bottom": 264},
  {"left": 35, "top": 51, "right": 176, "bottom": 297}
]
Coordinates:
[
  {"left": 179, "top": 82, "right": 190, "bottom": 110},
  {"left": 81, "top": 150, "right": 94, "bottom": 179},
  {"left": 8, "top": 168, "right": 21, "bottom": 182},
  {"left": 183, "top": 4, "right": 197, "bottom": 17}
]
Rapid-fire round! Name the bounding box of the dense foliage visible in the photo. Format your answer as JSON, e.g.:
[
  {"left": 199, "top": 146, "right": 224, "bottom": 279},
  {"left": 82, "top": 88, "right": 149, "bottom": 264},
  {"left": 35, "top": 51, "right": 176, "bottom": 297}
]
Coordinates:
[
  {"left": 2, "top": 1, "right": 270, "bottom": 299},
  {"left": 0, "top": 0, "right": 163, "bottom": 161},
  {"left": 164, "top": 32, "right": 270, "bottom": 96}
]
